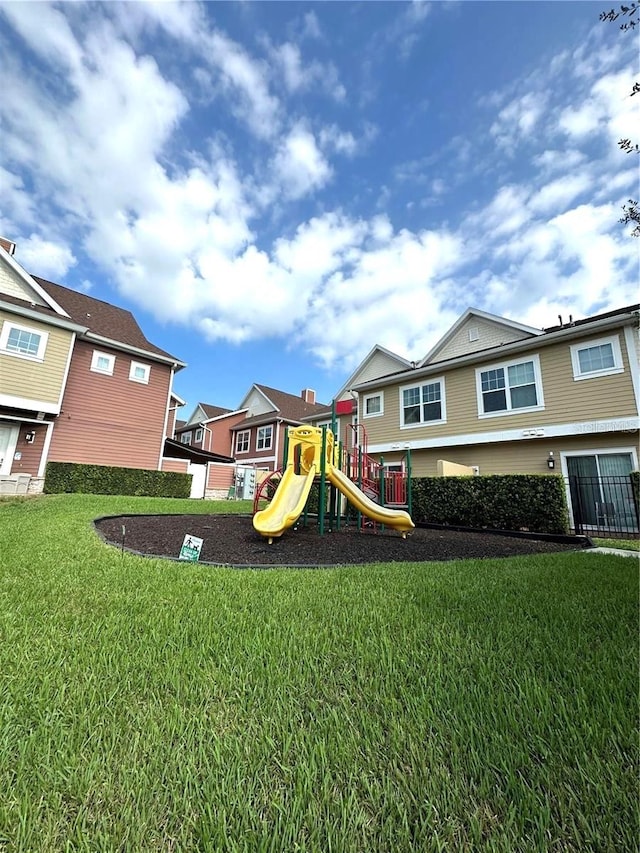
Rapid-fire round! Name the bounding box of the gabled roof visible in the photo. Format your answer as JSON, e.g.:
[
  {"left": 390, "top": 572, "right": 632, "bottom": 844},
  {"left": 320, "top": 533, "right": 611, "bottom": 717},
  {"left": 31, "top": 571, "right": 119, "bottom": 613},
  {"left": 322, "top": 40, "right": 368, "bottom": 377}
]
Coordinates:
[
  {"left": 199, "top": 403, "right": 234, "bottom": 420},
  {"left": 251, "top": 384, "right": 329, "bottom": 421},
  {"left": 419, "top": 307, "right": 543, "bottom": 367},
  {"left": 353, "top": 302, "right": 640, "bottom": 392},
  {"left": 333, "top": 344, "right": 413, "bottom": 401},
  {"left": 34, "top": 277, "right": 184, "bottom": 365},
  {"left": 0, "top": 241, "right": 69, "bottom": 315}
]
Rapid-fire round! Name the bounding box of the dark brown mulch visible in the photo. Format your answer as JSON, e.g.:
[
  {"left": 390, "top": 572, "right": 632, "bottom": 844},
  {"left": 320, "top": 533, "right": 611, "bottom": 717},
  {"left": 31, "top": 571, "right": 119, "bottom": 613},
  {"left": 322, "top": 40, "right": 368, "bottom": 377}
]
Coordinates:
[{"left": 94, "top": 514, "right": 587, "bottom": 568}]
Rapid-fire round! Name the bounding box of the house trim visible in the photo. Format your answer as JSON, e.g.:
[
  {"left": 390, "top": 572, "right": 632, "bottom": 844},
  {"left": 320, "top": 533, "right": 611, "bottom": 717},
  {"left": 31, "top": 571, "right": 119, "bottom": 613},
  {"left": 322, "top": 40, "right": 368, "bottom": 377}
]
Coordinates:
[
  {"left": 0, "top": 250, "right": 70, "bottom": 316},
  {"left": 39, "top": 422, "right": 55, "bottom": 477},
  {"left": 83, "top": 331, "right": 186, "bottom": 368},
  {"left": 0, "top": 299, "right": 86, "bottom": 334},
  {"left": 0, "top": 392, "right": 60, "bottom": 414},
  {"left": 368, "top": 416, "right": 640, "bottom": 454},
  {"left": 623, "top": 325, "right": 640, "bottom": 413}
]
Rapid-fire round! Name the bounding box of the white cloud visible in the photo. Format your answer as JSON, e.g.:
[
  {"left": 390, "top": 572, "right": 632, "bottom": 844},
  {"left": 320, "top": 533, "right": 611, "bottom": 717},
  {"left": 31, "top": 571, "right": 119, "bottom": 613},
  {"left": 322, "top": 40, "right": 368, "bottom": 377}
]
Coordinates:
[
  {"left": 271, "top": 123, "right": 333, "bottom": 200},
  {"left": 18, "top": 235, "right": 77, "bottom": 280},
  {"left": 491, "top": 91, "right": 548, "bottom": 151}
]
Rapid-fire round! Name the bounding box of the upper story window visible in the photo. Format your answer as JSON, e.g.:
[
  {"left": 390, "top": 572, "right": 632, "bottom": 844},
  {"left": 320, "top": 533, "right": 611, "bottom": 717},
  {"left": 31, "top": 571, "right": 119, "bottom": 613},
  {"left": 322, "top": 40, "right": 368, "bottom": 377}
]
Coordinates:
[
  {"left": 91, "top": 350, "right": 115, "bottom": 376},
  {"left": 363, "top": 392, "right": 383, "bottom": 418},
  {"left": 194, "top": 428, "right": 203, "bottom": 443},
  {"left": 476, "top": 355, "right": 544, "bottom": 417},
  {"left": 180, "top": 431, "right": 192, "bottom": 445},
  {"left": 400, "top": 378, "right": 446, "bottom": 427},
  {"left": 129, "top": 361, "right": 150, "bottom": 384},
  {"left": 0, "top": 321, "right": 48, "bottom": 361},
  {"left": 570, "top": 335, "right": 623, "bottom": 380},
  {"left": 256, "top": 425, "right": 273, "bottom": 451},
  {"left": 236, "top": 430, "right": 250, "bottom": 453}
]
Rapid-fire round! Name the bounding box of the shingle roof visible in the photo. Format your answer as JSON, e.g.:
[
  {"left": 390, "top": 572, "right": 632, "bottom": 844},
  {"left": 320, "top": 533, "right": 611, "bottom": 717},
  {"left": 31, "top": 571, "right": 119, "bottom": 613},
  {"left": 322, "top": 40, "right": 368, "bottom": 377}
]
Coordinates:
[
  {"left": 254, "top": 384, "right": 329, "bottom": 421},
  {"left": 199, "top": 403, "right": 233, "bottom": 420},
  {"left": 33, "top": 276, "right": 182, "bottom": 363}
]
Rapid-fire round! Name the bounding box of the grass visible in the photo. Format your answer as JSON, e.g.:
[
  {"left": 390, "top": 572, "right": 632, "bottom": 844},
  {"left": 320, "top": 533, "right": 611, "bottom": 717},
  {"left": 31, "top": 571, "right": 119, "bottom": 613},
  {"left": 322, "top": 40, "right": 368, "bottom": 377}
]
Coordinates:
[
  {"left": 0, "top": 494, "right": 638, "bottom": 852},
  {"left": 592, "top": 536, "right": 640, "bottom": 551}
]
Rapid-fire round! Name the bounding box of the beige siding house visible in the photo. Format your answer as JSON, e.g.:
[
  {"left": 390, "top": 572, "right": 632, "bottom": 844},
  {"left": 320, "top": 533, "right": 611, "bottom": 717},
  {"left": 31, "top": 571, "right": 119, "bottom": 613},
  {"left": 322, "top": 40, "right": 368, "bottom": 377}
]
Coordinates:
[
  {"left": 0, "top": 237, "right": 185, "bottom": 492},
  {"left": 350, "top": 305, "right": 639, "bottom": 526}
]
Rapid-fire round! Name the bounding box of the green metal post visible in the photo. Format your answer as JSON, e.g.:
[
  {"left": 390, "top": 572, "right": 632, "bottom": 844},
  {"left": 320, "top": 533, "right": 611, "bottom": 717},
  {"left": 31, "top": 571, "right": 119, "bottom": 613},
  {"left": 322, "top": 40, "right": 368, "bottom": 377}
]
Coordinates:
[
  {"left": 319, "top": 425, "right": 327, "bottom": 536},
  {"left": 282, "top": 428, "right": 290, "bottom": 472}
]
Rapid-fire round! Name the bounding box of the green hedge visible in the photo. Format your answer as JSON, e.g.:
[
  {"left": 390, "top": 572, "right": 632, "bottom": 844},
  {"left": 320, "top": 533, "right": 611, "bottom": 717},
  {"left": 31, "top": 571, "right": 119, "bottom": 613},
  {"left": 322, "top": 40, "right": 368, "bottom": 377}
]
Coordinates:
[
  {"left": 44, "top": 462, "right": 191, "bottom": 498},
  {"left": 411, "top": 474, "right": 570, "bottom": 534}
]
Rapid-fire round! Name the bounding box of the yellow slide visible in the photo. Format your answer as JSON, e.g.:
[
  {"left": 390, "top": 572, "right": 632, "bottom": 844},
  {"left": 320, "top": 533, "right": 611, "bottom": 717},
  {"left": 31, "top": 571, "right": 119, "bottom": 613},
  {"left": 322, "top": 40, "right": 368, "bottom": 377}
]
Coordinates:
[
  {"left": 328, "top": 467, "right": 415, "bottom": 536},
  {"left": 253, "top": 464, "right": 317, "bottom": 542}
]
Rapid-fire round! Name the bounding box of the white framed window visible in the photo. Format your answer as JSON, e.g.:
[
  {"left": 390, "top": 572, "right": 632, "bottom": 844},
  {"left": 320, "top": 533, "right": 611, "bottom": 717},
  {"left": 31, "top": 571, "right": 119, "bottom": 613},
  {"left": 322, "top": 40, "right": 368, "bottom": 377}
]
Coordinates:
[
  {"left": 180, "top": 431, "right": 192, "bottom": 445},
  {"left": 570, "top": 335, "right": 623, "bottom": 381},
  {"left": 194, "top": 428, "right": 203, "bottom": 443},
  {"left": 363, "top": 392, "right": 384, "bottom": 418},
  {"left": 256, "top": 425, "right": 273, "bottom": 451},
  {"left": 476, "top": 355, "right": 544, "bottom": 417},
  {"left": 236, "top": 430, "right": 250, "bottom": 454},
  {"left": 129, "top": 361, "right": 150, "bottom": 384},
  {"left": 0, "top": 321, "right": 48, "bottom": 361},
  {"left": 400, "top": 378, "right": 446, "bottom": 427},
  {"left": 90, "top": 350, "right": 116, "bottom": 375}
]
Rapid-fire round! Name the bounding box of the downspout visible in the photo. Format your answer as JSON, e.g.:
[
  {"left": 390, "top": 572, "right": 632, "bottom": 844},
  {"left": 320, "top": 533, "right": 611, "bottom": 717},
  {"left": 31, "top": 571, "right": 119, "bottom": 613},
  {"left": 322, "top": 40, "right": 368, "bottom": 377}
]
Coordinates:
[{"left": 159, "top": 366, "right": 176, "bottom": 470}]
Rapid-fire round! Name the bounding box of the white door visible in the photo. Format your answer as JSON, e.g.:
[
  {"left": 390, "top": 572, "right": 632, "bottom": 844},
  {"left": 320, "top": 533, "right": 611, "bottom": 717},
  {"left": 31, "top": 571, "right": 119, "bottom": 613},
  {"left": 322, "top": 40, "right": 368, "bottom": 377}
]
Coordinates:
[
  {"left": 0, "top": 425, "right": 19, "bottom": 474},
  {"left": 188, "top": 463, "right": 207, "bottom": 499}
]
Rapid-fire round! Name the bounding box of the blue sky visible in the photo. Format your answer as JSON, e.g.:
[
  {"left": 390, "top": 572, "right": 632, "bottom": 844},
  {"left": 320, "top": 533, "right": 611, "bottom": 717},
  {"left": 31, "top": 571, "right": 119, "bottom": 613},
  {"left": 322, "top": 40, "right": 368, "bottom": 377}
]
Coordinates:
[{"left": 0, "top": 1, "right": 637, "bottom": 415}]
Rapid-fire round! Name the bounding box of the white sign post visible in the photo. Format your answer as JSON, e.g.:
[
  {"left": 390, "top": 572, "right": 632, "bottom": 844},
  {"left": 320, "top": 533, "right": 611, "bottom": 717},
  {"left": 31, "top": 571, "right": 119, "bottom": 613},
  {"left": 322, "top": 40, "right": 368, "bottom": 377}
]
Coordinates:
[{"left": 179, "top": 534, "right": 203, "bottom": 562}]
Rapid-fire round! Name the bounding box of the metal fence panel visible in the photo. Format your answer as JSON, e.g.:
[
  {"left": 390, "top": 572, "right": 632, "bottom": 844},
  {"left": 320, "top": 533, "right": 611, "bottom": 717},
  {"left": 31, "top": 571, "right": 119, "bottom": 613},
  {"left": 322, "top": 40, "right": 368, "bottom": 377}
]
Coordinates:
[{"left": 567, "top": 475, "right": 639, "bottom": 537}]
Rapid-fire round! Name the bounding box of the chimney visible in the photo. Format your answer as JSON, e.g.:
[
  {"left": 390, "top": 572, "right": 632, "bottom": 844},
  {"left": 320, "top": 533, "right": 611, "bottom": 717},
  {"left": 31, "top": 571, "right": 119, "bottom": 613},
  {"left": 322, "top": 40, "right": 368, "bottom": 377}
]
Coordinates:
[
  {"left": 0, "top": 236, "right": 16, "bottom": 256},
  {"left": 301, "top": 388, "right": 316, "bottom": 405}
]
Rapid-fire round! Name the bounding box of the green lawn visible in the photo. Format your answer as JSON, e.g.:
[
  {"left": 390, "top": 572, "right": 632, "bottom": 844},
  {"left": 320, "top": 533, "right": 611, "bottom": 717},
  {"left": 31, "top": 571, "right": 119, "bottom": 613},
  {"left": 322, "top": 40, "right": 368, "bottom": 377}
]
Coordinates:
[{"left": 0, "top": 494, "right": 637, "bottom": 852}]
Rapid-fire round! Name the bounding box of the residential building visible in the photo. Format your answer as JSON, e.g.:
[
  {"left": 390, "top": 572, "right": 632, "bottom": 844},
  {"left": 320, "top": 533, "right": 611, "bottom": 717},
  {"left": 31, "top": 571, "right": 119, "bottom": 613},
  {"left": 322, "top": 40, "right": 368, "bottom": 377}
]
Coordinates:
[
  {"left": 349, "top": 305, "right": 640, "bottom": 528},
  {"left": 175, "top": 402, "right": 248, "bottom": 456},
  {"left": 0, "top": 237, "right": 185, "bottom": 492},
  {"left": 230, "top": 385, "right": 329, "bottom": 471}
]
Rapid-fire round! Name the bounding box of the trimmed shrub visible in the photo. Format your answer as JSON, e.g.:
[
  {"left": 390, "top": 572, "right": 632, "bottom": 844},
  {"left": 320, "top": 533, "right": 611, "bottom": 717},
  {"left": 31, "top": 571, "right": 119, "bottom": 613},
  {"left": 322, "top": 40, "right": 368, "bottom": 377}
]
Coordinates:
[
  {"left": 411, "top": 474, "right": 570, "bottom": 534},
  {"left": 44, "top": 462, "right": 191, "bottom": 499}
]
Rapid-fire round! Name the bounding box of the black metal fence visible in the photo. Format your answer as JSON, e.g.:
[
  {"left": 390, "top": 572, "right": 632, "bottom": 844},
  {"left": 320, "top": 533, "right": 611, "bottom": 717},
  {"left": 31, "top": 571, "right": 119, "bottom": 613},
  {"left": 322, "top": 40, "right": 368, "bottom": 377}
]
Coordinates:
[{"left": 567, "top": 475, "right": 639, "bottom": 538}]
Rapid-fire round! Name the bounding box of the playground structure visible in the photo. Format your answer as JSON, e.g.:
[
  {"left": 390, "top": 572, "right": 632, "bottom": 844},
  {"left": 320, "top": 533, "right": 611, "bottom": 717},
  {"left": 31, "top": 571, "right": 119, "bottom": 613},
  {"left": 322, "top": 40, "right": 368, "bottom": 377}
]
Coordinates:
[{"left": 253, "top": 424, "right": 414, "bottom": 543}]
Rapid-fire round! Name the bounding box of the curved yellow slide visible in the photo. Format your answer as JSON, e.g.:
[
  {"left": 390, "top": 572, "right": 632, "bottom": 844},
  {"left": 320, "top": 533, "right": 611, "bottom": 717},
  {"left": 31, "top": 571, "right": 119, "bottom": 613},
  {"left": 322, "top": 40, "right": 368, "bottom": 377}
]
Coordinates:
[
  {"left": 253, "top": 464, "right": 317, "bottom": 542},
  {"left": 328, "top": 467, "right": 415, "bottom": 535}
]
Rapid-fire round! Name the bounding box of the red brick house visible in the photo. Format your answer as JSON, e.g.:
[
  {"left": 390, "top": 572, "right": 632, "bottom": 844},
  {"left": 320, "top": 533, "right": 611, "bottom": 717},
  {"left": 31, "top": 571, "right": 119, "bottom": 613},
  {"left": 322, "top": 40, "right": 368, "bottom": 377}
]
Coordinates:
[{"left": 0, "top": 237, "right": 185, "bottom": 493}]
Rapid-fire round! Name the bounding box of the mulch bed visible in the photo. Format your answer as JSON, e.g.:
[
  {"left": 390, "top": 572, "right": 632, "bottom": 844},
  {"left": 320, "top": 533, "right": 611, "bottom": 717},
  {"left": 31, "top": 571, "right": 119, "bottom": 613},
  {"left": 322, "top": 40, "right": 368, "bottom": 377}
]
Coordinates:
[{"left": 94, "top": 514, "right": 588, "bottom": 568}]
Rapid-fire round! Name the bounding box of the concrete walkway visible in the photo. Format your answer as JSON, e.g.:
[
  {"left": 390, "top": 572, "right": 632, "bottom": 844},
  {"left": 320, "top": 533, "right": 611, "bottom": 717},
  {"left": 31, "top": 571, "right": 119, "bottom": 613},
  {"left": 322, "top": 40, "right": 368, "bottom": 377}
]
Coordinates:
[{"left": 583, "top": 547, "right": 639, "bottom": 559}]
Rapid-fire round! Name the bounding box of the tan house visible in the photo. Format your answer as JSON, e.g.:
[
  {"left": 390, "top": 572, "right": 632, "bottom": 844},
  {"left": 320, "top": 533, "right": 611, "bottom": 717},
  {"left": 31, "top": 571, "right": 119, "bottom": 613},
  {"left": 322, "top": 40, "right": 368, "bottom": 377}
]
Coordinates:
[
  {"left": 349, "top": 305, "right": 639, "bottom": 527},
  {"left": 0, "top": 237, "right": 185, "bottom": 493}
]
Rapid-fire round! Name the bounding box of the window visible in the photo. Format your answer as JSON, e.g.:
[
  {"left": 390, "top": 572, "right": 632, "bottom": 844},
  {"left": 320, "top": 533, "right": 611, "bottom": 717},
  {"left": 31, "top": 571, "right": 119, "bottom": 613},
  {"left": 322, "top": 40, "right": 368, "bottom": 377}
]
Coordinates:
[
  {"left": 194, "top": 428, "right": 203, "bottom": 443},
  {"left": 570, "top": 335, "right": 623, "bottom": 380},
  {"left": 180, "top": 431, "right": 192, "bottom": 445},
  {"left": 0, "top": 322, "right": 48, "bottom": 360},
  {"left": 91, "top": 350, "right": 115, "bottom": 375},
  {"left": 476, "top": 356, "right": 543, "bottom": 417},
  {"left": 363, "top": 393, "right": 383, "bottom": 418},
  {"left": 256, "top": 425, "right": 273, "bottom": 450},
  {"left": 129, "top": 361, "right": 150, "bottom": 384},
  {"left": 236, "top": 430, "right": 250, "bottom": 453},
  {"left": 400, "top": 378, "right": 445, "bottom": 427}
]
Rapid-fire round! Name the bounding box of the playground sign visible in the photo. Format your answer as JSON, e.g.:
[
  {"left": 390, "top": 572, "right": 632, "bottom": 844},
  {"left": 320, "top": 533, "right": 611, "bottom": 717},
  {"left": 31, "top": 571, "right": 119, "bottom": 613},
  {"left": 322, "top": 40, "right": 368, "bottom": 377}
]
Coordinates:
[{"left": 179, "top": 534, "right": 203, "bottom": 562}]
